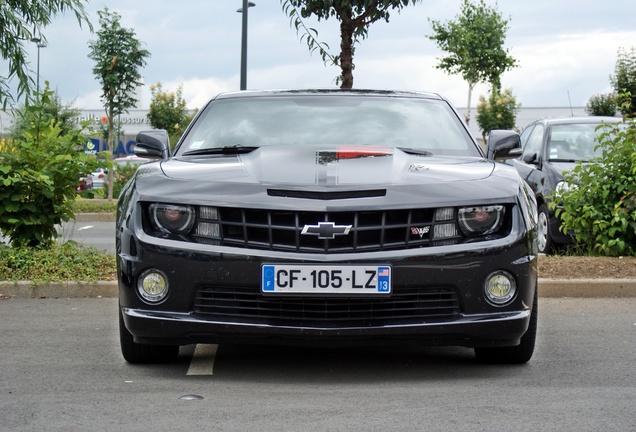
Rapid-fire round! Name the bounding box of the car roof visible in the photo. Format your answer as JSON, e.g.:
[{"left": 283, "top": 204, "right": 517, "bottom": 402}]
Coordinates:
[
  {"left": 211, "top": 89, "right": 445, "bottom": 101},
  {"left": 533, "top": 116, "right": 621, "bottom": 126}
]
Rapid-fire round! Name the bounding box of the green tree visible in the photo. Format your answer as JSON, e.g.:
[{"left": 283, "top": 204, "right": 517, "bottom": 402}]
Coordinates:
[
  {"left": 97, "top": 118, "right": 123, "bottom": 149},
  {"left": 281, "top": 0, "right": 422, "bottom": 89},
  {"left": 428, "top": 0, "right": 517, "bottom": 125},
  {"left": 0, "top": 85, "right": 100, "bottom": 247},
  {"left": 476, "top": 87, "right": 520, "bottom": 142},
  {"left": 147, "top": 82, "right": 194, "bottom": 147},
  {"left": 0, "top": 0, "right": 91, "bottom": 108},
  {"left": 585, "top": 93, "right": 617, "bottom": 117},
  {"left": 610, "top": 47, "right": 636, "bottom": 118},
  {"left": 87, "top": 7, "right": 150, "bottom": 200}
]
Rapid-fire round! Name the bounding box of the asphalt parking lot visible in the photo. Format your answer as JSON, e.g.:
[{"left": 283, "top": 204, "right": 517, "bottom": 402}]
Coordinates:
[{"left": 1, "top": 297, "right": 634, "bottom": 432}]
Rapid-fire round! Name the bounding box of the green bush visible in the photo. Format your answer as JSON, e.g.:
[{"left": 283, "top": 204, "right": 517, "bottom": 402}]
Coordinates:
[
  {"left": 476, "top": 88, "right": 520, "bottom": 141},
  {"left": 112, "top": 163, "right": 139, "bottom": 198},
  {"left": 0, "top": 86, "right": 101, "bottom": 247},
  {"left": 585, "top": 93, "right": 617, "bottom": 116},
  {"left": 552, "top": 118, "right": 636, "bottom": 256},
  {"left": 8, "top": 90, "right": 80, "bottom": 139}
]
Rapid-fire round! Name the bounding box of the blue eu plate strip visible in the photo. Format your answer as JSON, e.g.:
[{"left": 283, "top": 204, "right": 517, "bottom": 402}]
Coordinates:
[{"left": 262, "top": 265, "right": 275, "bottom": 292}]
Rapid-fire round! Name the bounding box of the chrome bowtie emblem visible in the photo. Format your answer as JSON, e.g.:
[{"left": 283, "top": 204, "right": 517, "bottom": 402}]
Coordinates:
[{"left": 301, "top": 222, "right": 352, "bottom": 240}]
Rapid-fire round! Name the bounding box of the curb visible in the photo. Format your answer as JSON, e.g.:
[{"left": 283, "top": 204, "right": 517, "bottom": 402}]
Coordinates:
[
  {"left": 1, "top": 279, "right": 635, "bottom": 300},
  {"left": 0, "top": 281, "right": 118, "bottom": 299},
  {"left": 74, "top": 213, "right": 116, "bottom": 222}
]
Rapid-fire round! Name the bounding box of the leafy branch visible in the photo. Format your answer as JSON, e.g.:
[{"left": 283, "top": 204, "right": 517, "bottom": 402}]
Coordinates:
[{"left": 282, "top": 3, "right": 338, "bottom": 67}]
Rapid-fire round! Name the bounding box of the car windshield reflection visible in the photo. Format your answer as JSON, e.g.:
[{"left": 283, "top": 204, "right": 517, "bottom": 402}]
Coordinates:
[
  {"left": 177, "top": 95, "right": 478, "bottom": 158},
  {"left": 547, "top": 122, "right": 618, "bottom": 162}
]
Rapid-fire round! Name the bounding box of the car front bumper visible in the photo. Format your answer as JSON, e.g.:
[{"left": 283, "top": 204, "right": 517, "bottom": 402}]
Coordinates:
[
  {"left": 118, "top": 208, "right": 537, "bottom": 349},
  {"left": 122, "top": 306, "right": 531, "bottom": 348}
]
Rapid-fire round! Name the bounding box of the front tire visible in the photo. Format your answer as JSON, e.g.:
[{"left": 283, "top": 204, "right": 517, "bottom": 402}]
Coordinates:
[
  {"left": 119, "top": 307, "right": 179, "bottom": 364},
  {"left": 474, "top": 290, "right": 538, "bottom": 364},
  {"left": 537, "top": 203, "right": 554, "bottom": 254}
]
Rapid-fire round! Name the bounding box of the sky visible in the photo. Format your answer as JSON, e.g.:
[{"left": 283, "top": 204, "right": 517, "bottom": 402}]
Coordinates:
[{"left": 6, "top": 0, "right": 636, "bottom": 111}]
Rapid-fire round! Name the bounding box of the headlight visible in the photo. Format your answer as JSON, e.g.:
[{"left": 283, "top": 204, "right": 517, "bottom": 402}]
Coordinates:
[
  {"left": 458, "top": 205, "right": 505, "bottom": 236},
  {"left": 150, "top": 203, "right": 195, "bottom": 234}
]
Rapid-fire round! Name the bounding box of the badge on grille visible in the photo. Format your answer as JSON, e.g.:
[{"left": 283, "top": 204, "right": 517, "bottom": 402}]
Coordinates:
[
  {"left": 411, "top": 226, "right": 430, "bottom": 238},
  {"left": 301, "top": 222, "right": 352, "bottom": 240}
]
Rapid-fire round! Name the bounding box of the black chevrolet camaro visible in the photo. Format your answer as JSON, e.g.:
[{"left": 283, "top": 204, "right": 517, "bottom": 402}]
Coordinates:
[{"left": 117, "top": 89, "right": 538, "bottom": 364}]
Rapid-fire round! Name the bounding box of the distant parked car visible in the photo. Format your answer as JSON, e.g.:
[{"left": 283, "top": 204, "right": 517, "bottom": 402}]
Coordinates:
[
  {"left": 507, "top": 116, "right": 620, "bottom": 253},
  {"left": 91, "top": 167, "right": 108, "bottom": 189},
  {"left": 76, "top": 175, "right": 92, "bottom": 193}
]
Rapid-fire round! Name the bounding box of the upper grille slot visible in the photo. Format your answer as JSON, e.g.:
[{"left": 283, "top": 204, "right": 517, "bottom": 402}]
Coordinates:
[{"left": 267, "top": 189, "right": 387, "bottom": 200}]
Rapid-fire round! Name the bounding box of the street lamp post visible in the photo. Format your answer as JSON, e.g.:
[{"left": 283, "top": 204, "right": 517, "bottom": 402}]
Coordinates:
[
  {"left": 30, "top": 36, "right": 47, "bottom": 94},
  {"left": 237, "top": 1, "right": 255, "bottom": 91}
]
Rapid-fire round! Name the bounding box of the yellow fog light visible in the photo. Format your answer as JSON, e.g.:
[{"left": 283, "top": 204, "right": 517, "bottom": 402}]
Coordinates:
[
  {"left": 138, "top": 269, "right": 169, "bottom": 303},
  {"left": 484, "top": 271, "right": 516, "bottom": 306}
]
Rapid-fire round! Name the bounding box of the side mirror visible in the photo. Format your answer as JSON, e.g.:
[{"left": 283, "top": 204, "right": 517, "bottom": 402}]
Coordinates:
[
  {"left": 486, "top": 130, "right": 522, "bottom": 161},
  {"left": 134, "top": 130, "right": 170, "bottom": 160}
]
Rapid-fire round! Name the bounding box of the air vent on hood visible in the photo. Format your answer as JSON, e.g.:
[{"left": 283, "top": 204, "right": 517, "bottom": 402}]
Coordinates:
[{"left": 267, "top": 189, "right": 386, "bottom": 200}]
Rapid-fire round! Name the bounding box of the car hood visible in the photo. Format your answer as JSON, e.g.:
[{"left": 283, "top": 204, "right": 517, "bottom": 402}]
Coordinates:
[
  {"left": 549, "top": 161, "right": 578, "bottom": 178},
  {"left": 161, "top": 146, "right": 493, "bottom": 186},
  {"left": 133, "top": 146, "right": 521, "bottom": 209}
]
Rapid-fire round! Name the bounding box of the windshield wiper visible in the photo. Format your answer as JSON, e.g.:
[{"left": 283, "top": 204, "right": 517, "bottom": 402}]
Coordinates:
[
  {"left": 397, "top": 147, "right": 433, "bottom": 156},
  {"left": 550, "top": 158, "right": 579, "bottom": 163},
  {"left": 182, "top": 145, "right": 259, "bottom": 156}
]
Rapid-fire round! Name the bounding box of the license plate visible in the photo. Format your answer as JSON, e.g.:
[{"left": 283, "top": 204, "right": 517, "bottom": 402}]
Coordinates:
[{"left": 261, "top": 264, "right": 391, "bottom": 295}]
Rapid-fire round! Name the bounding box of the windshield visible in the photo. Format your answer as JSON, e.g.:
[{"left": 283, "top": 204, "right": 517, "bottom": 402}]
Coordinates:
[
  {"left": 547, "top": 122, "right": 620, "bottom": 162},
  {"left": 176, "top": 95, "right": 479, "bottom": 157}
]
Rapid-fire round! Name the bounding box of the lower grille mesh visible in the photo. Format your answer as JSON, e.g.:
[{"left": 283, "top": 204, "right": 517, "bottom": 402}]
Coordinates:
[{"left": 193, "top": 287, "right": 460, "bottom": 327}]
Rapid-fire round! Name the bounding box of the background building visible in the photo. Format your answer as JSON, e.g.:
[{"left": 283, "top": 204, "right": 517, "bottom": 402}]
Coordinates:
[{"left": 1, "top": 106, "right": 589, "bottom": 155}]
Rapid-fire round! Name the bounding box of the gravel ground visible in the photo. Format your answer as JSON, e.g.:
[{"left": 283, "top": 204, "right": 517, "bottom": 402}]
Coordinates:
[{"left": 539, "top": 255, "right": 636, "bottom": 279}]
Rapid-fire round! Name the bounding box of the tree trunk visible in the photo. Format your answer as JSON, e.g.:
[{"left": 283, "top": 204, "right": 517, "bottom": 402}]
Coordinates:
[
  {"left": 339, "top": 19, "right": 355, "bottom": 89},
  {"left": 465, "top": 82, "right": 474, "bottom": 125},
  {"left": 106, "top": 106, "right": 115, "bottom": 201}
]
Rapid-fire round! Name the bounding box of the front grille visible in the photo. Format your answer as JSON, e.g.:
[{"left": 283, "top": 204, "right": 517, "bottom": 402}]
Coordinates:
[
  {"left": 193, "top": 287, "right": 461, "bottom": 327},
  {"left": 192, "top": 207, "right": 462, "bottom": 253}
]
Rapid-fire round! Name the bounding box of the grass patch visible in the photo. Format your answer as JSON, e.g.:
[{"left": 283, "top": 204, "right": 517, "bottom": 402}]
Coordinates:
[
  {"left": 0, "top": 243, "right": 117, "bottom": 283},
  {"left": 71, "top": 198, "right": 118, "bottom": 214}
]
